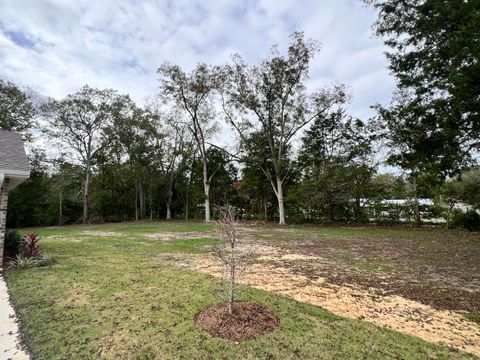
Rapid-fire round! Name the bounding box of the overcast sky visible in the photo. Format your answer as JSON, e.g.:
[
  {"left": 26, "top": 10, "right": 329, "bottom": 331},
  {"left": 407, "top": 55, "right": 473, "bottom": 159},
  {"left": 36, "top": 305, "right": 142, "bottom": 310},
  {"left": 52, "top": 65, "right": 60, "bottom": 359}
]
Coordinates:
[{"left": 0, "top": 0, "right": 395, "bottom": 121}]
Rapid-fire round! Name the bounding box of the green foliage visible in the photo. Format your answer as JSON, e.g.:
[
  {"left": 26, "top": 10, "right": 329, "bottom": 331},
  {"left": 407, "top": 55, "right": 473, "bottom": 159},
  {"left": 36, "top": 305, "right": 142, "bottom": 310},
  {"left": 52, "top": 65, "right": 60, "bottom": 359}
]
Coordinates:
[
  {"left": 7, "top": 148, "right": 55, "bottom": 227},
  {"left": 223, "top": 32, "right": 348, "bottom": 224},
  {"left": 369, "top": 0, "right": 480, "bottom": 175},
  {"left": 34, "top": 253, "right": 57, "bottom": 267},
  {"left": 0, "top": 78, "right": 35, "bottom": 138},
  {"left": 462, "top": 169, "right": 480, "bottom": 207},
  {"left": 450, "top": 210, "right": 480, "bottom": 231},
  {"left": 8, "top": 254, "right": 37, "bottom": 269},
  {"left": 8, "top": 253, "right": 56, "bottom": 269},
  {"left": 296, "top": 108, "right": 376, "bottom": 223},
  {"left": 5, "top": 22, "right": 478, "bottom": 229},
  {"left": 370, "top": 174, "right": 407, "bottom": 199},
  {"left": 4, "top": 230, "right": 23, "bottom": 258}
]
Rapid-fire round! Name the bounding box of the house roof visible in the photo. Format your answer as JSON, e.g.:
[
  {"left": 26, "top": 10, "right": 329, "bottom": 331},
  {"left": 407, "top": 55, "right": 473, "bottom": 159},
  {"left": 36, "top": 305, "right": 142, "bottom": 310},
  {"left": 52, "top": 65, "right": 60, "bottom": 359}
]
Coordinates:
[{"left": 0, "top": 130, "right": 30, "bottom": 174}]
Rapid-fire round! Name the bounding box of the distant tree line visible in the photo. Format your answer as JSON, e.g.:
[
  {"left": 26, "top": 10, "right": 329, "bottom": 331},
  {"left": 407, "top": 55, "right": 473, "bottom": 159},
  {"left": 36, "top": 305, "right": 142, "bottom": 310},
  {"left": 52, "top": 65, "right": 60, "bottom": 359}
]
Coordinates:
[{"left": 1, "top": 0, "right": 479, "bottom": 227}]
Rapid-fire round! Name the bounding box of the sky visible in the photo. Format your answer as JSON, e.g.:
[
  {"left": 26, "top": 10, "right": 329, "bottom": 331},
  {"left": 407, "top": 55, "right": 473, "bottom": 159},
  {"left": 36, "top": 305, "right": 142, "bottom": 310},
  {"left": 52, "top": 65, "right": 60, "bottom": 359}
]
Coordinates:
[
  {"left": 0, "top": 0, "right": 399, "bottom": 173},
  {"left": 0, "top": 0, "right": 395, "bottom": 120}
]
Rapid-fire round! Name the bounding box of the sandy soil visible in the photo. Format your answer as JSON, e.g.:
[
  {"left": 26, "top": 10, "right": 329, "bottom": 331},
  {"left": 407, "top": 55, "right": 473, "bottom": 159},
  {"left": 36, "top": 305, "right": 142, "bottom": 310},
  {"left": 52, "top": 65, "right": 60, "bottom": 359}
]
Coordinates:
[
  {"left": 181, "top": 248, "right": 480, "bottom": 357},
  {"left": 81, "top": 231, "right": 125, "bottom": 237},
  {"left": 142, "top": 231, "right": 214, "bottom": 241}
]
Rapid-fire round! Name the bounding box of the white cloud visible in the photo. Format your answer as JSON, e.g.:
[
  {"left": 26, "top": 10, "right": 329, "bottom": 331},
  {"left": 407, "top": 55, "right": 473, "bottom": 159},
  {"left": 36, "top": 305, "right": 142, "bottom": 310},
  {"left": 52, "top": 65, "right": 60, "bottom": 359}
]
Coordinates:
[{"left": 0, "top": 0, "right": 394, "bottom": 118}]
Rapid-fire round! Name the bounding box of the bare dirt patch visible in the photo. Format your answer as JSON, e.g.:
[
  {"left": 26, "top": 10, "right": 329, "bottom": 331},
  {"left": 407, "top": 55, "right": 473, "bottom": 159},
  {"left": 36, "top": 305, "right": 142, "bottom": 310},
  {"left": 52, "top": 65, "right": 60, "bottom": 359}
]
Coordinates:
[
  {"left": 81, "top": 231, "right": 124, "bottom": 237},
  {"left": 142, "top": 231, "right": 214, "bottom": 241},
  {"left": 186, "top": 254, "right": 480, "bottom": 356},
  {"left": 195, "top": 302, "right": 279, "bottom": 342},
  {"left": 238, "top": 226, "right": 480, "bottom": 318}
]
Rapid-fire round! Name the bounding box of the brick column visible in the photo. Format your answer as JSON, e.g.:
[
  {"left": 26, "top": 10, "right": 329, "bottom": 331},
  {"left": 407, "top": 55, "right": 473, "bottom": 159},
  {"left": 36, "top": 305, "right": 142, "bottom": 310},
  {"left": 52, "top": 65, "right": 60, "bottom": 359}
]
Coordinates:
[{"left": 0, "top": 178, "right": 10, "bottom": 269}]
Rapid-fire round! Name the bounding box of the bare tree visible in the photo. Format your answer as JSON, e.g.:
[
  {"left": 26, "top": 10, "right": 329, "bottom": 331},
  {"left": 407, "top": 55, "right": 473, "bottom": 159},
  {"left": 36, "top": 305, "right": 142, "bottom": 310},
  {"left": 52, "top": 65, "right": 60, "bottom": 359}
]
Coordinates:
[
  {"left": 43, "top": 85, "right": 117, "bottom": 224},
  {"left": 158, "top": 63, "right": 221, "bottom": 222},
  {"left": 212, "top": 205, "right": 250, "bottom": 314},
  {"left": 221, "top": 32, "right": 348, "bottom": 225}
]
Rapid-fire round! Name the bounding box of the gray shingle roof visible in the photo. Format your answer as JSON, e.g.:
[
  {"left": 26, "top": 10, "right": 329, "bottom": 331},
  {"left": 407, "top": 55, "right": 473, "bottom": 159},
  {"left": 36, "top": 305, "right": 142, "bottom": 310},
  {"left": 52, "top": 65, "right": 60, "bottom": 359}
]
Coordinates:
[{"left": 0, "top": 130, "right": 30, "bottom": 173}]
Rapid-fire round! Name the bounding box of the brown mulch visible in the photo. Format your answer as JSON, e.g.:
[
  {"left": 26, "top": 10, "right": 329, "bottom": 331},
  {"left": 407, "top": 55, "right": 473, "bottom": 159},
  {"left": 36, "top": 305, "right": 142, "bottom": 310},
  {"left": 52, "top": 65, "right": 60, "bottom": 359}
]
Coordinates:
[{"left": 195, "top": 302, "right": 279, "bottom": 342}]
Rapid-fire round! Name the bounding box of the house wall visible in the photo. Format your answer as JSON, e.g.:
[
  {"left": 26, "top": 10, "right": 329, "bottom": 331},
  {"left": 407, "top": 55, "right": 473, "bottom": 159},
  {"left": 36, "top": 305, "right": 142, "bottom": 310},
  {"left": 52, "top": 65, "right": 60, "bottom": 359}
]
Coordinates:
[{"left": 0, "top": 177, "right": 9, "bottom": 268}]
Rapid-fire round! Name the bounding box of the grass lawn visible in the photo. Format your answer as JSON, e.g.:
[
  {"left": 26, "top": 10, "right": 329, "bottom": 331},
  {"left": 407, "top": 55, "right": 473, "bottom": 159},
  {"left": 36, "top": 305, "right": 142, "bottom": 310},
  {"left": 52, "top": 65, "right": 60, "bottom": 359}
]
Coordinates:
[{"left": 5, "top": 222, "right": 477, "bottom": 359}]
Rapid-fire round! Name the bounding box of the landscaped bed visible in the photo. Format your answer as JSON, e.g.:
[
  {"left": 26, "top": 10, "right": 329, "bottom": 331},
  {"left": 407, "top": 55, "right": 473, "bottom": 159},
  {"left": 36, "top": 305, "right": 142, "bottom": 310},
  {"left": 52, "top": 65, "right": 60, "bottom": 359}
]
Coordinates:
[{"left": 4, "top": 221, "right": 479, "bottom": 359}]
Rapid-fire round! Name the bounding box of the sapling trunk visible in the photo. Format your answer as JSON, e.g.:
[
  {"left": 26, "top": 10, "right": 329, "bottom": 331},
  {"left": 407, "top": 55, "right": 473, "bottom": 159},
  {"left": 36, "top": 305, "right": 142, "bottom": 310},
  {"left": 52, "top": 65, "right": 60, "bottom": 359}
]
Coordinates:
[
  {"left": 213, "top": 205, "right": 247, "bottom": 316},
  {"left": 228, "top": 243, "right": 235, "bottom": 314}
]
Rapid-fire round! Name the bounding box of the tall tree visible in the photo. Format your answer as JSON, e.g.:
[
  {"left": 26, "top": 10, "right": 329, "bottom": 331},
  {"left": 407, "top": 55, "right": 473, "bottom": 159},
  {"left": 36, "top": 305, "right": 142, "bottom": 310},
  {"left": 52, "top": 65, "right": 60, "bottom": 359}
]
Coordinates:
[
  {"left": 158, "top": 63, "right": 221, "bottom": 222},
  {"left": 367, "top": 0, "right": 480, "bottom": 174},
  {"left": 298, "top": 109, "right": 375, "bottom": 223},
  {"left": 7, "top": 149, "right": 49, "bottom": 227},
  {"left": 163, "top": 118, "right": 191, "bottom": 220},
  {"left": 222, "top": 32, "right": 347, "bottom": 225},
  {"left": 107, "top": 96, "right": 157, "bottom": 220},
  {"left": 0, "top": 79, "right": 35, "bottom": 138},
  {"left": 375, "top": 98, "right": 438, "bottom": 227},
  {"left": 43, "top": 85, "right": 117, "bottom": 224}
]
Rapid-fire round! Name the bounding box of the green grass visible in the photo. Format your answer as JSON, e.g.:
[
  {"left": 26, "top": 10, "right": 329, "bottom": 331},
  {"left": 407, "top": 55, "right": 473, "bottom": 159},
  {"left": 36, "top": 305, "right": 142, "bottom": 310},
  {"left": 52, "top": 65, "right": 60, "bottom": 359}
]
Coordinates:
[
  {"left": 357, "top": 260, "right": 393, "bottom": 273},
  {"left": 5, "top": 221, "right": 475, "bottom": 359},
  {"left": 465, "top": 312, "right": 480, "bottom": 325}
]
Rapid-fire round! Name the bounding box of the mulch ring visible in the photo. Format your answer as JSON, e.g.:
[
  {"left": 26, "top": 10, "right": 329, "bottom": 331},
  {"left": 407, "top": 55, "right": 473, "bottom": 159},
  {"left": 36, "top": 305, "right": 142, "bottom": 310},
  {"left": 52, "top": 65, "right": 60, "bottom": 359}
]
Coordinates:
[{"left": 195, "top": 302, "right": 280, "bottom": 342}]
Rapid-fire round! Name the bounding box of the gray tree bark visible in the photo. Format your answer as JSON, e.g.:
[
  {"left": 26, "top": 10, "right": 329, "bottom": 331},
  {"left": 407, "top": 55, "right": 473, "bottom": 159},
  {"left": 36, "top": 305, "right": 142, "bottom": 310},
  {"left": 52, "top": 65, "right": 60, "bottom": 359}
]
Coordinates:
[
  {"left": 83, "top": 161, "right": 91, "bottom": 224},
  {"left": 276, "top": 177, "right": 286, "bottom": 225},
  {"left": 203, "top": 161, "right": 211, "bottom": 222}
]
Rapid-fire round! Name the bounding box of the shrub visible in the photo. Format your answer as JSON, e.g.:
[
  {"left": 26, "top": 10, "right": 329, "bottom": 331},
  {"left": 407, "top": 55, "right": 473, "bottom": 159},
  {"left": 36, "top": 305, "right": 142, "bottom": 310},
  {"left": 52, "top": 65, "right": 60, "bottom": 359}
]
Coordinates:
[
  {"left": 7, "top": 232, "right": 56, "bottom": 270},
  {"left": 4, "top": 230, "right": 23, "bottom": 258},
  {"left": 450, "top": 210, "right": 480, "bottom": 231},
  {"left": 22, "top": 232, "right": 40, "bottom": 258},
  {"left": 35, "top": 253, "right": 57, "bottom": 267},
  {"left": 8, "top": 254, "right": 37, "bottom": 269},
  {"left": 8, "top": 253, "right": 56, "bottom": 269}
]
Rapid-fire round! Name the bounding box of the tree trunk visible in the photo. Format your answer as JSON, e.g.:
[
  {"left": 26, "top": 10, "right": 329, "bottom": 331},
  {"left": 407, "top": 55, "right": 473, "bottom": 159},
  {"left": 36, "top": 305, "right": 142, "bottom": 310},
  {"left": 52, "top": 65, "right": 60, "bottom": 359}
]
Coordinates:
[
  {"left": 139, "top": 179, "right": 145, "bottom": 219},
  {"left": 59, "top": 187, "right": 63, "bottom": 226},
  {"left": 276, "top": 177, "right": 286, "bottom": 225},
  {"left": 326, "top": 186, "right": 333, "bottom": 223},
  {"left": 185, "top": 187, "right": 189, "bottom": 221},
  {"left": 166, "top": 169, "right": 175, "bottom": 220},
  {"left": 203, "top": 161, "right": 211, "bottom": 222},
  {"left": 135, "top": 180, "right": 139, "bottom": 221},
  {"left": 263, "top": 195, "right": 268, "bottom": 221},
  {"left": 149, "top": 187, "right": 153, "bottom": 220},
  {"left": 205, "top": 184, "right": 211, "bottom": 222},
  {"left": 355, "top": 197, "right": 361, "bottom": 223},
  {"left": 447, "top": 205, "right": 453, "bottom": 229},
  {"left": 228, "top": 242, "right": 236, "bottom": 314},
  {"left": 413, "top": 177, "right": 421, "bottom": 227},
  {"left": 83, "top": 163, "right": 91, "bottom": 224},
  {"left": 59, "top": 171, "right": 63, "bottom": 226},
  {"left": 327, "top": 199, "right": 333, "bottom": 223}
]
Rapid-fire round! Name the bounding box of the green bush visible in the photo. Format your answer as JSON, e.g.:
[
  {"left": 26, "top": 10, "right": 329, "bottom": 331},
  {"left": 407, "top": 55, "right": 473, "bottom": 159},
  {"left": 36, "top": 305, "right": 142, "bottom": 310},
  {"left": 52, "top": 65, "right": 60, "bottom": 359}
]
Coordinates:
[
  {"left": 35, "top": 253, "right": 57, "bottom": 267},
  {"left": 8, "top": 254, "right": 37, "bottom": 269},
  {"left": 8, "top": 253, "right": 56, "bottom": 269},
  {"left": 4, "top": 230, "right": 23, "bottom": 258},
  {"left": 450, "top": 210, "right": 480, "bottom": 231}
]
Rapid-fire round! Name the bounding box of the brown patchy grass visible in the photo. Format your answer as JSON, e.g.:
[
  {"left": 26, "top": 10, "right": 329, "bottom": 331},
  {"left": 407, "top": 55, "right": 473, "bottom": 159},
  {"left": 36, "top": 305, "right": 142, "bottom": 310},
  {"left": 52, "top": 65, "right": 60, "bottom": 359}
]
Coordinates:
[
  {"left": 6, "top": 221, "right": 480, "bottom": 359},
  {"left": 241, "top": 225, "right": 480, "bottom": 315},
  {"left": 175, "top": 224, "right": 480, "bottom": 356}
]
